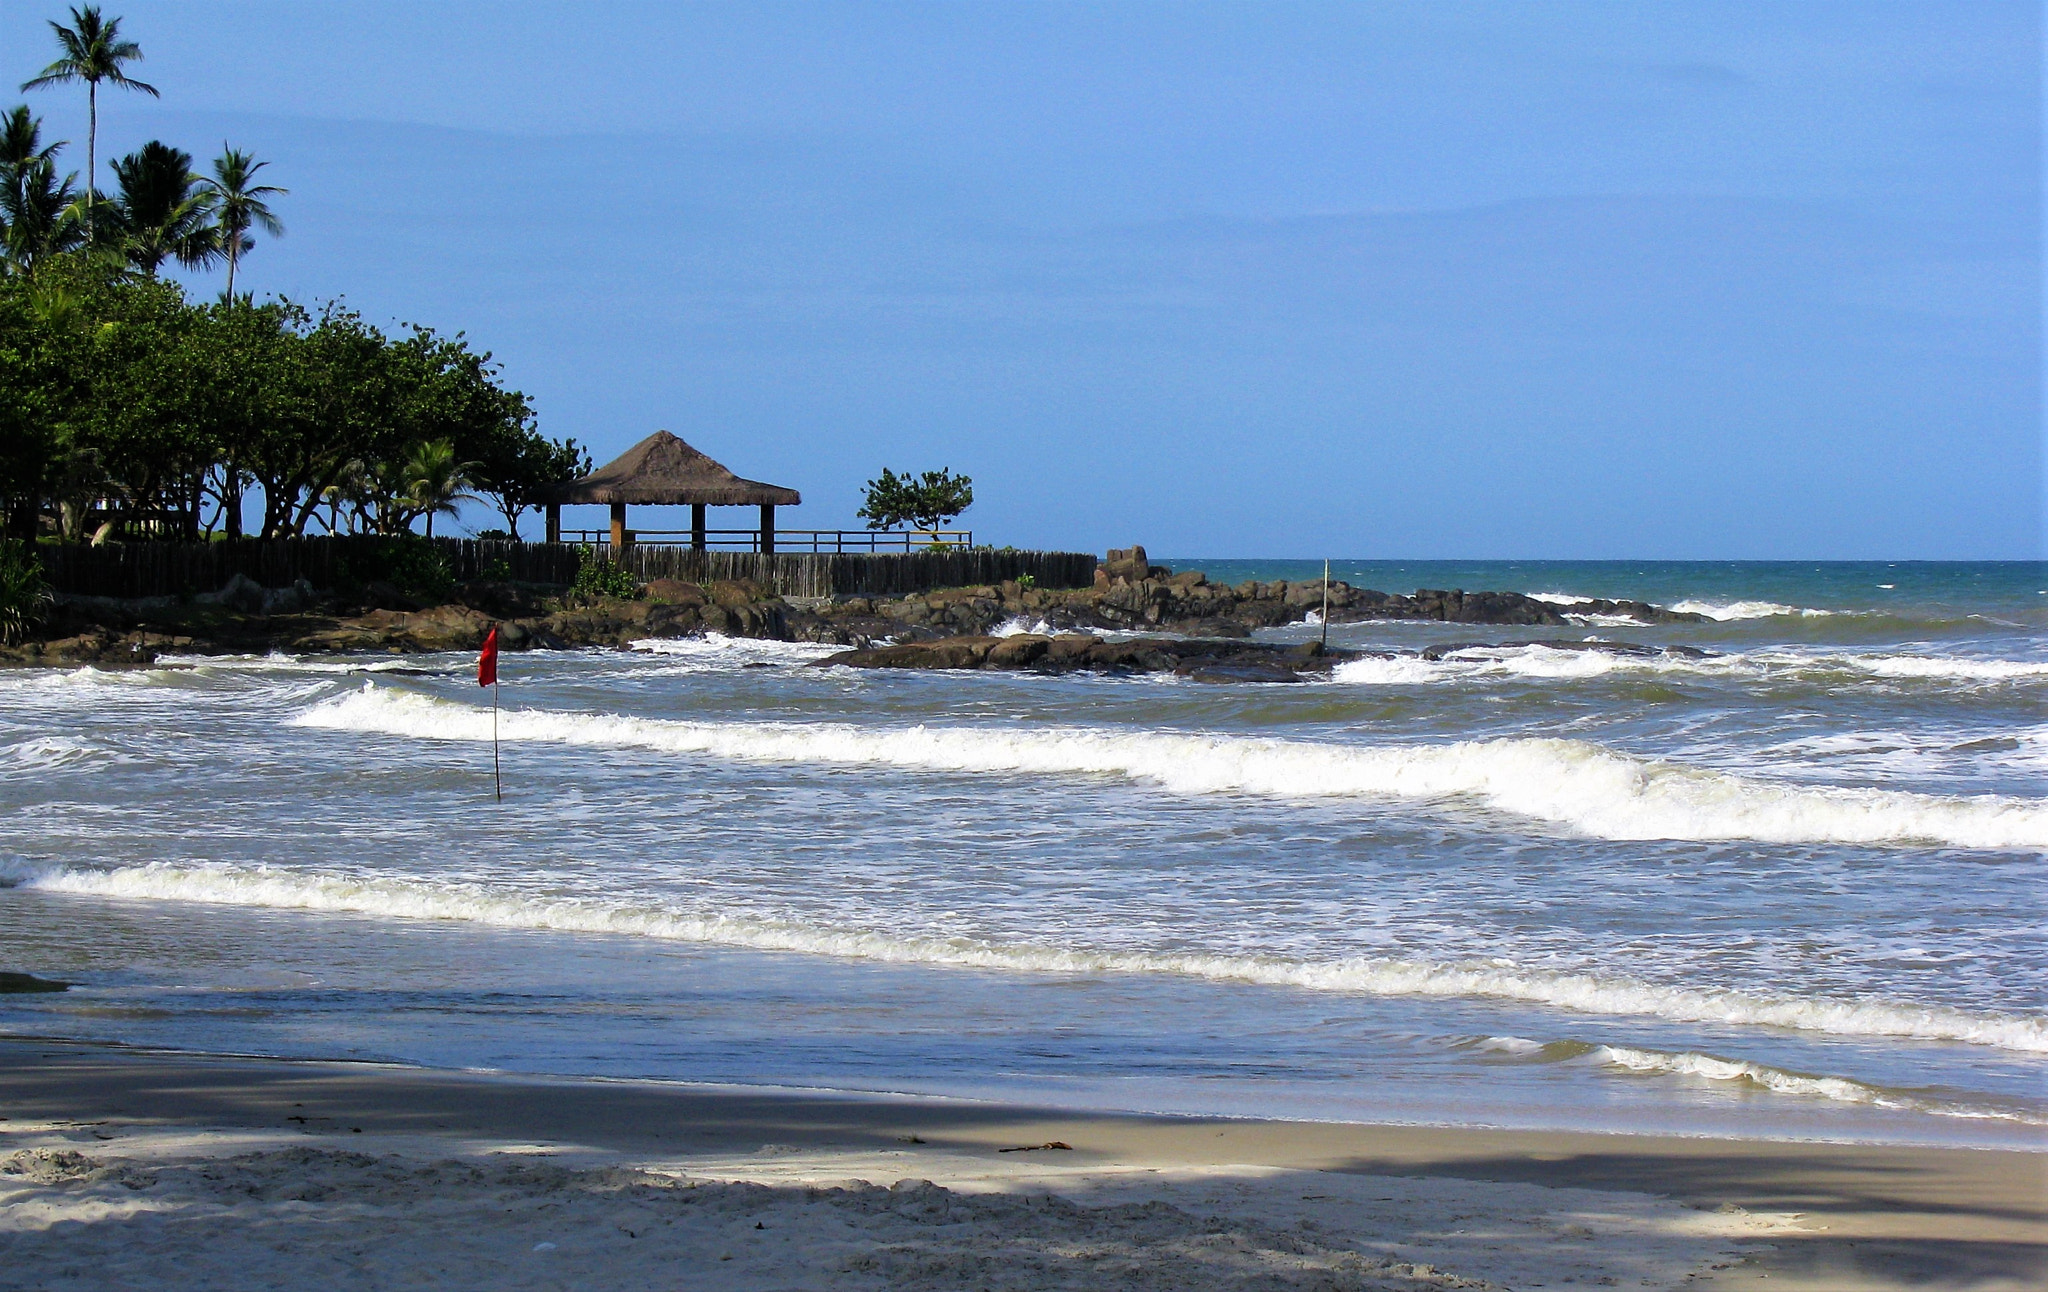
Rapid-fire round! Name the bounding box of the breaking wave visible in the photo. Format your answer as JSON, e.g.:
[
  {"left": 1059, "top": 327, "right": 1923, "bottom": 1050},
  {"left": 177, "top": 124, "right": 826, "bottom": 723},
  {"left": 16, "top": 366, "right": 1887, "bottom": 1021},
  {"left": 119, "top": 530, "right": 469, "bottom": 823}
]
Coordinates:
[
  {"left": 626, "top": 634, "right": 841, "bottom": 669},
  {"left": 0, "top": 736, "right": 109, "bottom": 774},
  {"left": 1467, "top": 1036, "right": 2044, "bottom": 1122},
  {"left": 1668, "top": 599, "right": 1836, "bottom": 621},
  {"left": 1327, "top": 644, "right": 2048, "bottom": 688},
  {"left": 10, "top": 858, "right": 2044, "bottom": 1054},
  {"left": 291, "top": 685, "right": 2048, "bottom": 850},
  {"left": 1587, "top": 1044, "right": 2047, "bottom": 1124}
]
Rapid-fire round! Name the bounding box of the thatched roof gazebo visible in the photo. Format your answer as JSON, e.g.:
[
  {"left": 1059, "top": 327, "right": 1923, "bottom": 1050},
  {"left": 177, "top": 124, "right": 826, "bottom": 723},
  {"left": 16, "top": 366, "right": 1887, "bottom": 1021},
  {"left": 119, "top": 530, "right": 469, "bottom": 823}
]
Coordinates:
[{"left": 542, "top": 431, "right": 801, "bottom": 552}]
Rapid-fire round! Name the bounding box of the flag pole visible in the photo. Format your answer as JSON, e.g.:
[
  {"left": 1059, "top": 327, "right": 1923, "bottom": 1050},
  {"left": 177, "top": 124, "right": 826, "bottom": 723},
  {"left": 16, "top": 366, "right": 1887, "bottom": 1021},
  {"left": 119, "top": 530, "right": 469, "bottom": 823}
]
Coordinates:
[
  {"left": 479, "top": 622, "right": 503, "bottom": 802},
  {"left": 1320, "top": 558, "right": 1330, "bottom": 648}
]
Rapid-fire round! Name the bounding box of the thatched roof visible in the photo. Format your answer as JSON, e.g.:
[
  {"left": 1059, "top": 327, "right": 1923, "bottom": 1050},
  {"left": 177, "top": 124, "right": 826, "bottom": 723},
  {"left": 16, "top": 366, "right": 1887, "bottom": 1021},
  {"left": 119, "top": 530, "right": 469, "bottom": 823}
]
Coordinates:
[{"left": 544, "top": 431, "right": 801, "bottom": 507}]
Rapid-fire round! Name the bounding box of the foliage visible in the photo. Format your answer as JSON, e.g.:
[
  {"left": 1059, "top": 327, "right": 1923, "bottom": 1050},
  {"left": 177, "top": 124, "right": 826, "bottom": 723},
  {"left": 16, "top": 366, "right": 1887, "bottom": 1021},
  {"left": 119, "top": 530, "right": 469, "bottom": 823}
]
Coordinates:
[
  {"left": 472, "top": 422, "right": 588, "bottom": 539},
  {"left": 203, "top": 146, "right": 283, "bottom": 300},
  {"left": 20, "top": 4, "right": 159, "bottom": 232},
  {"left": 0, "top": 105, "right": 85, "bottom": 275},
  {"left": 0, "top": 262, "right": 584, "bottom": 542},
  {"left": 1015, "top": 573, "right": 1035, "bottom": 590},
  {"left": 571, "top": 546, "right": 639, "bottom": 600},
  {"left": 332, "top": 534, "right": 455, "bottom": 604},
  {"left": 857, "top": 467, "right": 975, "bottom": 532},
  {"left": 100, "top": 139, "right": 218, "bottom": 275},
  {"left": 0, "top": 538, "right": 52, "bottom": 644}
]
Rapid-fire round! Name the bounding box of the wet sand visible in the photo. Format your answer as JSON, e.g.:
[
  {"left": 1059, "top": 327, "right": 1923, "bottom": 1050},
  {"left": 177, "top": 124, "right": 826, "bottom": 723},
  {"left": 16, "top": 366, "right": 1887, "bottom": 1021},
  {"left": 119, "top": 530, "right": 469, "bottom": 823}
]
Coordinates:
[{"left": 0, "top": 1037, "right": 2040, "bottom": 1290}]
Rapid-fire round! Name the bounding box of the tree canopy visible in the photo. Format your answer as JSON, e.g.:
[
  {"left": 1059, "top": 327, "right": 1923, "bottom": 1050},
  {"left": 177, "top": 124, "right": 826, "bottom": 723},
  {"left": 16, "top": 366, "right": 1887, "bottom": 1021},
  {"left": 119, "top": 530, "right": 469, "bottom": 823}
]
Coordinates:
[
  {"left": 858, "top": 467, "right": 975, "bottom": 532},
  {"left": 0, "top": 260, "right": 587, "bottom": 541}
]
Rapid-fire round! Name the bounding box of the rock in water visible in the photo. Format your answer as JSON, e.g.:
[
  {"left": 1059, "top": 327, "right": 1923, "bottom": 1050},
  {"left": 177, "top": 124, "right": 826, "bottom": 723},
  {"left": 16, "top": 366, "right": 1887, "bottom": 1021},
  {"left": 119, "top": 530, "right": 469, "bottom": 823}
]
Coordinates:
[{"left": 0, "top": 972, "right": 70, "bottom": 993}]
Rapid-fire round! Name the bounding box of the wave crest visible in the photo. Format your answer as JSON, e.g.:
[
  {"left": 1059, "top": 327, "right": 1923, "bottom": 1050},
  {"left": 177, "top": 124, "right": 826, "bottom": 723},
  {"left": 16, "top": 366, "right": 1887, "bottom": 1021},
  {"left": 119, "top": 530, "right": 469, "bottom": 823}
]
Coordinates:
[
  {"left": 292, "top": 685, "right": 2048, "bottom": 851},
  {"left": 11, "top": 859, "right": 2044, "bottom": 1054}
]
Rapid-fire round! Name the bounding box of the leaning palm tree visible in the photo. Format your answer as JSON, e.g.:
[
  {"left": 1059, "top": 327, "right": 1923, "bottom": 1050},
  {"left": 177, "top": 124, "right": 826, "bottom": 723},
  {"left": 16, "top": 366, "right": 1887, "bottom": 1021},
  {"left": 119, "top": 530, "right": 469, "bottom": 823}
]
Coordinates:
[
  {"left": 204, "top": 146, "right": 284, "bottom": 300},
  {"left": 20, "top": 7, "right": 158, "bottom": 230},
  {"left": 104, "top": 140, "right": 218, "bottom": 275}
]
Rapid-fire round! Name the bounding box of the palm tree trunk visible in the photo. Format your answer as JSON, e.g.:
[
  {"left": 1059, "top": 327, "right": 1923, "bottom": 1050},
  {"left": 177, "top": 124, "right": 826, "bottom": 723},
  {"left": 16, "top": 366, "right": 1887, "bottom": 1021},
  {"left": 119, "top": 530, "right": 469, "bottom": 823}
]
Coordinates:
[
  {"left": 85, "top": 82, "right": 96, "bottom": 219},
  {"left": 225, "top": 241, "right": 237, "bottom": 299}
]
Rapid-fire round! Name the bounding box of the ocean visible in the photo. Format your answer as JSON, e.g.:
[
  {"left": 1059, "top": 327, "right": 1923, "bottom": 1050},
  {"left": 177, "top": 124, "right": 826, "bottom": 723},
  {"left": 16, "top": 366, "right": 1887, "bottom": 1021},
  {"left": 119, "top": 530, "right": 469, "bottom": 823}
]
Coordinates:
[{"left": 2, "top": 559, "right": 2042, "bottom": 1147}]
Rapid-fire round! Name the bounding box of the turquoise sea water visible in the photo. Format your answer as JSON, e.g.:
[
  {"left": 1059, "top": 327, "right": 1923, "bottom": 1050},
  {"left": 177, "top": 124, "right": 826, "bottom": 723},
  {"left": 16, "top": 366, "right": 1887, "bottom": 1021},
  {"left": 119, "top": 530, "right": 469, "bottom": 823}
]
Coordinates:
[{"left": 0, "top": 560, "right": 2042, "bottom": 1146}]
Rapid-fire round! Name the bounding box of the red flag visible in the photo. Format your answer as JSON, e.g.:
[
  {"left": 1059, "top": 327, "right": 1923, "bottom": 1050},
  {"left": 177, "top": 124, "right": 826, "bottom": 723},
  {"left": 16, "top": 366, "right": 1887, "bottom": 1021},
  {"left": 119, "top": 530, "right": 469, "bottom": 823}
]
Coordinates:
[{"left": 478, "top": 624, "right": 499, "bottom": 687}]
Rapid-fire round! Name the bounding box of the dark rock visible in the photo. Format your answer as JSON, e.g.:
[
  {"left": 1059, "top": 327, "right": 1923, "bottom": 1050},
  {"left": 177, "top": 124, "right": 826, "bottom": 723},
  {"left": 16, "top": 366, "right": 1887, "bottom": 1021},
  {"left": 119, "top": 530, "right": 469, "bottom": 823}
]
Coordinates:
[
  {"left": 1102, "top": 545, "right": 1151, "bottom": 584},
  {"left": 641, "top": 578, "right": 706, "bottom": 606},
  {"left": 0, "top": 972, "right": 69, "bottom": 993},
  {"left": 986, "top": 634, "right": 1051, "bottom": 668},
  {"left": 1183, "top": 662, "right": 1305, "bottom": 684}
]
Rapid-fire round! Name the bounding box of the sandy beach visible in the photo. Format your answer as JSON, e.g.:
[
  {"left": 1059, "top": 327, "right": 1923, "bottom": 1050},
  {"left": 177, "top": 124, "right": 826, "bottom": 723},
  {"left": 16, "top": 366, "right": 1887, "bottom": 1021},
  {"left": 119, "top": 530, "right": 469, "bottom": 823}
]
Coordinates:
[{"left": 0, "top": 1037, "right": 2038, "bottom": 1290}]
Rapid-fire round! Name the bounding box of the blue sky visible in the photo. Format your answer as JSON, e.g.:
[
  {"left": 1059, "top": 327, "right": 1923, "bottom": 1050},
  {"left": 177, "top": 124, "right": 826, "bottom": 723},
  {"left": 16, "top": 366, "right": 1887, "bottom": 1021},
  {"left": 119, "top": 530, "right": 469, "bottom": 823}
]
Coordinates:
[{"left": 5, "top": 1, "right": 2038, "bottom": 557}]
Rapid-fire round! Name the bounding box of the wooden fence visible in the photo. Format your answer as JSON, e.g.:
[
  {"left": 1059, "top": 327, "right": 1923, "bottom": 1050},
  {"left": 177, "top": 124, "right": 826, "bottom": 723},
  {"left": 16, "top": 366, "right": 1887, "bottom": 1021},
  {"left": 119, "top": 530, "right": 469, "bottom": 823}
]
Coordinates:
[{"left": 39, "top": 537, "right": 1099, "bottom": 601}]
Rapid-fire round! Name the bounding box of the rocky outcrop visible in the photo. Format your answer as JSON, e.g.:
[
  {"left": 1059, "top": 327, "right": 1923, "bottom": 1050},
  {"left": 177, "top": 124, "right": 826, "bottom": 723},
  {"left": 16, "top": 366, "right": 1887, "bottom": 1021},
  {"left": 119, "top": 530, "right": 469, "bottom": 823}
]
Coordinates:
[
  {"left": 1, "top": 546, "right": 1706, "bottom": 668},
  {"left": 813, "top": 633, "right": 1712, "bottom": 680},
  {"left": 780, "top": 560, "right": 1704, "bottom": 646},
  {"left": 816, "top": 634, "right": 1342, "bottom": 681}
]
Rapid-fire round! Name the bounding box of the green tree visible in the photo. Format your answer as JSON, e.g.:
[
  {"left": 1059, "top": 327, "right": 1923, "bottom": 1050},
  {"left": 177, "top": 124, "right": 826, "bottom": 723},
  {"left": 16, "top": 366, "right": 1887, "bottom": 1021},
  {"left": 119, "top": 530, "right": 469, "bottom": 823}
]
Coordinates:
[
  {"left": 0, "top": 107, "right": 86, "bottom": 275},
  {"left": 20, "top": 6, "right": 158, "bottom": 229},
  {"left": 471, "top": 422, "right": 588, "bottom": 538},
  {"left": 394, "top": 438, "right": 476, "bottom": 538},
  {"left": 203, "top": 146, "right": 284, "bottom": 300},
  {"left": 858, "top": 467, "right": 975, "bottom": 533},
  {"left": 104, "top": 140, "right": 218, "bottom": 276}
]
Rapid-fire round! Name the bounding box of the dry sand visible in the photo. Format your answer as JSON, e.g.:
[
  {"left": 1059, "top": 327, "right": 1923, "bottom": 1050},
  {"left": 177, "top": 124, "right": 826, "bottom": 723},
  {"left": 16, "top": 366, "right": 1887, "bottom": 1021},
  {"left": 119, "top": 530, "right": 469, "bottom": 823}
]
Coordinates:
[{"left": 0, "top": 1038, "right": 2039, "bottom": 1290}]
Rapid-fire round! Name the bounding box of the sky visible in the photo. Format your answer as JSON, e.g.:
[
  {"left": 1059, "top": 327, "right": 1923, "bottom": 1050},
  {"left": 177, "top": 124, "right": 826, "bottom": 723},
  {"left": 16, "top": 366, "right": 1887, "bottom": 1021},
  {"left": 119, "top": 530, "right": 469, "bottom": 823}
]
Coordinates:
[{"left": 3, "top": 1, "right": 2039, "bottom": 558}]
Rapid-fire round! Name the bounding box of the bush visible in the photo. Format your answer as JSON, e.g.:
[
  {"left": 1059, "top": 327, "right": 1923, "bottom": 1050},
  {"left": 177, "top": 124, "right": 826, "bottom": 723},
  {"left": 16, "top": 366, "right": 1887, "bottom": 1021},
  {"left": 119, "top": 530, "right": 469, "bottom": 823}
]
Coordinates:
[
  {"left": 0, "top": 540, "right": 53, "bottom": 645},
  {"left": 572, "top": 547, "right": 640, "bottom": 600},
  {"left": 334, "top": 535, "right": 456, "bottom": 604}
]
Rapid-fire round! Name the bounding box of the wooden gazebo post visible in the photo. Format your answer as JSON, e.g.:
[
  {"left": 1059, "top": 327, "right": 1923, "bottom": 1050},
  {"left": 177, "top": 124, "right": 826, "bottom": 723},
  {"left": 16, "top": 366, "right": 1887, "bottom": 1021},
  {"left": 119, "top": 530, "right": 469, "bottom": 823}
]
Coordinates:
[
  {"left": 759, "top": 503, "right": 776, "bottom": 554},
  {"left": 609, "top": 501, "right": 628, "bottom": 553},
  {"left": 691, "top": 503, "right": 707, "bottom": 552}
]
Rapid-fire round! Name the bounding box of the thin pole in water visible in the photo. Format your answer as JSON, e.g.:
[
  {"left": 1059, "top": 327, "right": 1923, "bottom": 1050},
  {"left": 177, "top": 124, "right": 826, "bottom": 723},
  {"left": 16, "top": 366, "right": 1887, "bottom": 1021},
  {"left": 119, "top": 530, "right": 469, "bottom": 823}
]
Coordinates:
[
  {"left": 1320, "top": 558, "right": 1330, "bottom": 648},
  {"left": 492, "top": 678, "right": 502, "bottom": 802}
]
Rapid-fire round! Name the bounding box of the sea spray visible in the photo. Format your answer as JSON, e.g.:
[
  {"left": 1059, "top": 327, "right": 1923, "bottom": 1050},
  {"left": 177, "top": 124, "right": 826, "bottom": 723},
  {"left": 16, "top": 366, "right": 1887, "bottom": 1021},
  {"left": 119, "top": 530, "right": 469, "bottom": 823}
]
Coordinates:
[{"left": 293, "top": 684, "right": 2048, "bottom": 850}]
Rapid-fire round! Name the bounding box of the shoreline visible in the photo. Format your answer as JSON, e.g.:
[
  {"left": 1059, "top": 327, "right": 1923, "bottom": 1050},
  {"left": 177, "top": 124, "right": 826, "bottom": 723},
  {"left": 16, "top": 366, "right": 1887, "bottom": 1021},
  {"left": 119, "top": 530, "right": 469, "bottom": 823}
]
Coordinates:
[{"left": 2, "top": 1036, "right": 2041, "bottom": 1289}]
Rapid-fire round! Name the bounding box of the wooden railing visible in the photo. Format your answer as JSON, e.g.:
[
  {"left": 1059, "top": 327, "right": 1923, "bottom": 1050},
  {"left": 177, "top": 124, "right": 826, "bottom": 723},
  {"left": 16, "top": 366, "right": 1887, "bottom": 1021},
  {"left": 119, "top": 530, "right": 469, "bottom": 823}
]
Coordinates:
[{"left": 558, "top": 528, "right": 973, "bottom": 553}]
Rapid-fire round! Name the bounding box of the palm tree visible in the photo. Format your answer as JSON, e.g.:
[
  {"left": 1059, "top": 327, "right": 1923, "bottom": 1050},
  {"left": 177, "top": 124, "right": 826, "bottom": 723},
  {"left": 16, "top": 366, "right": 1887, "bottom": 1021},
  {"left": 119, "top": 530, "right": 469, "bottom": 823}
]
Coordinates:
[
  {"left": 397, "top": 440, "right": 479, "bottom": 538},
  {"left": 0, "top": 108, "right": 86, "bottom": 275},
  {"left": 204, "top": 146, "right": 284, "bottom": 300},
  {"left": 20, "top": 6, "right": 158, "bottom": 229},
  {"left": 104, "top": 140, "right": 218, "bottom": 275}
]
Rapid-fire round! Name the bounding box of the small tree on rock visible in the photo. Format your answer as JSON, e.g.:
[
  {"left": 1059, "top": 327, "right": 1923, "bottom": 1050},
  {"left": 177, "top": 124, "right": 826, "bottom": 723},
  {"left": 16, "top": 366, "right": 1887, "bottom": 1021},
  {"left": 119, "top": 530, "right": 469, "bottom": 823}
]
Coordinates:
[{"left": 857, "top": 467, "right": 973, "bottom": 535}]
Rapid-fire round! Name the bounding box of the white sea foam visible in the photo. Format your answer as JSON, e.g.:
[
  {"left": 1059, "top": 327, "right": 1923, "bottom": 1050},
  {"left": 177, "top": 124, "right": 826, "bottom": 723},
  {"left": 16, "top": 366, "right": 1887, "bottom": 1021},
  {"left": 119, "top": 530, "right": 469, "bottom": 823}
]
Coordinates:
[
  {"left": 1587, "top": 1045, "right": 2047, "bottom": 1124},
  {"left": 10, "top": 858, "right": 2044, "bottom": 1054},
  {"left": 1327, "top": 643, "right": 2048, "bottom": 690},
  {"left": 151, "top": 651, "right": 437, "bottom": 674},
  {"left": 1849, "top": 655, "right": 2048, "bottom": 682},
  {"left": 1527, "top": 592, "right": 1596, "bottom": 606},
  {"left": 292, "top": 685, "right": 2048, "bottom": 850},
  {"left": 1669, "top": 599, "right": 1835, "bottom": 621},
  {"left": 1330, "top": 644, "right": 1731, "bottom": 686},
  {"left": 626, "top": 634, "right": 840, "bottom": 669},
  {"left": 991, "top": 617, "right": 1057, "bottom": 638},
  {"left": 1472, "top": 1035, "right": 1548, "bottom": 1055},
  {"left": 0, "top": 736, "right": 107, "bottom": 774}
]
